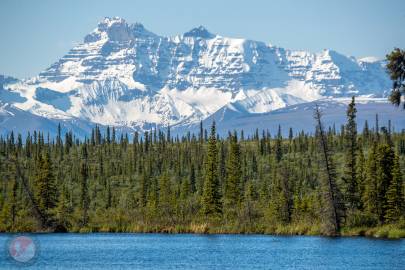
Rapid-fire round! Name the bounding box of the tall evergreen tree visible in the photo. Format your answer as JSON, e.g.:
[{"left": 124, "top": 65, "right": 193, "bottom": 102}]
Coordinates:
[
  {"left": 275, "top": 125, "right": 283, "bottom": 162},
  {"left": 53, "top": 184, "right": 72, "bottom": 231},
  {"left": 268, "top": 162, "right": 292, "bottom": 224},
  {"left": 356, "top": 143, "right": 366, "bottom": 207},
  {"left": 202, "top": 122, "right": 222, "bottom": 218},
  {"left": 34, "top": 151, "right": 58, "bottom": 223},
  {"left": 139, "top": 173, "right": 148, "bottom": 207},
  {"left": 158, "top": 174, "right": 173, "bottom": 221},
  {"left": 384, "top": 154, "right": 403, "bottom": 223},
  {"left": 343, "top": 96, "right": 360, "bottom": 210},
  {"left": 363, "top": 143, "right": 378, "bottom": 220},
  {"left": 363, "top": 120, "right": 370, "bottom": 141},
  {"left": 224, "top": 133, "right": 241, "bottom": 214},
  {"left": 386, "top": 48, "right": 405, "bottom": 107},
  {"left": 189, "top": 164, "right": 196, "bottom": 193},
  {"left": 375, "top": 144, "right": 395, "bottom": 223},
  {"left": 80, "top": 160, "right": 90, "bottom": 227}
]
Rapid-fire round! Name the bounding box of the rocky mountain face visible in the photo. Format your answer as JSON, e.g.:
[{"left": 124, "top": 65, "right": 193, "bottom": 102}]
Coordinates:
[{"left": 0, "top": 17, "right": 396, "bottom": 136}]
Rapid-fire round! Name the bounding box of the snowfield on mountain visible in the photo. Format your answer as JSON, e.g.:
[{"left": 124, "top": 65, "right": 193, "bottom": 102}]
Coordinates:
[{"left": 0, "top": 17, "right": 401, "bottom": 136}]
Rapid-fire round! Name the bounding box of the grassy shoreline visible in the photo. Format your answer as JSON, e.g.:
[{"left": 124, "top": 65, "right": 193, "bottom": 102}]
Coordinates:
[{"left": 3, "top": 224, "right": 404, "bottom": 239}]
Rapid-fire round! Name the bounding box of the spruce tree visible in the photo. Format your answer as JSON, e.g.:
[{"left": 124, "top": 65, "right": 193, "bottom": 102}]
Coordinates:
[
  {"left": 268, "top": 162, "right": 292, "bottom": 224},
  {"left": 275, "top": 125, "right": 283, "bottom": 162},
  {"left": 202, "top": 121, "right": 222, "bottom": 218},
  {"left": 363, "top": 120, "right": 370, "bottom": 142},
  {"left": 53, "top": 184, "right": 72, "bottom": 231},
  {"left": 375, "top": 144, "right": 395, "bottom": 223},
  {"left": 356, "top": 144, "right": 366, "bottom": 207},
  {"left": 384, "top": 154, "right": 403, "bottom": 223},
  {"left": 343, "top": 96, "right": 359, "bottom": 210},
  {"left": 224, "top": 133, "right": 241, "bottom": 215},
  {"left": 158, "top": 174, "right": 173, "bottom": 222},
  {"left": 80, "top": 161, "right": 89, "bottom": 227},
  {"left": 180, "top": 178, "right": 191, "bottom": 200},
  {"left": 34, "top": 151, "right": 57, "bottom": 224},
  {"left": 139, "top": 173, "right": 148, "bottom": 207},
  {"left": 363, "top": 143, "right": 378, "bottom": 220},
  {"left": 386, "top": 48, "right": 405, "bottom": 107}
]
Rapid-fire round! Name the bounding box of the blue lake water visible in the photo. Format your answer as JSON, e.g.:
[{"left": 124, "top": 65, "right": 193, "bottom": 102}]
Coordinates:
[{"left": 0, "top": 233, "right": 404, "bottom": 269}]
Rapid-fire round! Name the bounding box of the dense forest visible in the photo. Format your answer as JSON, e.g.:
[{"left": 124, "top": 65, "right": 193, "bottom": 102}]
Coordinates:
[{"left": 0, "top": 97, "right": 404, "bottom": 237}]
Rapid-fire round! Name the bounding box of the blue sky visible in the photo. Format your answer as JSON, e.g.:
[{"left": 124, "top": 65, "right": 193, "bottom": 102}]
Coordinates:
[{"left": 1, "top": 0, "right": 404, "bottom": 79}]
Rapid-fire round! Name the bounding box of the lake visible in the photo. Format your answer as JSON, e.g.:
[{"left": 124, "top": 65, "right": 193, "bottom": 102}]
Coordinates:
[{"left": 0, "top": 233, "right": 403, "bottom": 269}]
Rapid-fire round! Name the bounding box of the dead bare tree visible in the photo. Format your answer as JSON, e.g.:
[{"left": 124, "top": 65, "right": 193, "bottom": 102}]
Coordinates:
[{"left": 314, "top": 104, "right": 345, "bottom": 236}]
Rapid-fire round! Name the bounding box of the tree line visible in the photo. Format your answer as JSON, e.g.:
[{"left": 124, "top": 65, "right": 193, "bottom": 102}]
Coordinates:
[{"left": 0, "top": 97, "right": 404, "bottom": 235}]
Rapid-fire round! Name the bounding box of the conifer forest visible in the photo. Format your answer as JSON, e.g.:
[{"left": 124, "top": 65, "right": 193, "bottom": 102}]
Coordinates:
[{"left": 0, "top": 98, "right": 404, "bottom": 237}]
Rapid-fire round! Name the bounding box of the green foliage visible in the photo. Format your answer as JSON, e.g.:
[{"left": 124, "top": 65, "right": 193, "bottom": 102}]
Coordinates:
[
  {"left": 386, "top": 48, "right": 405, "bottom": 107},
  {"left": 363, "top": 143, "right": 378, "bottom": 218},
  {"left": 0, "top": 101, "right": 404, "bottom": 236},
  {"left": 267, "top": 162, "right": 292, "bottom": 225},
  {"left": 34, "top": 151, "right": 58, "bottom": 224},
  {"left": 375, "top": 144, "right": 395, "bottom": 223},
  {"left": 384, "top": 155, "right": 403, "bottom": 223},
  {"left": 224, "top": 132, "right": 241, "bottom": 217},
  {"left": 80, "top": 160, "right": 90, "bottom": 227},
  {"left": 52, "top": 184, "right": 73, "bottom": 231},
  {"left": 343, "top": 96, "right": 360, "bottom": 210},
  {"left": 202, "top": 122, "right": 222, "bottom": 219}
]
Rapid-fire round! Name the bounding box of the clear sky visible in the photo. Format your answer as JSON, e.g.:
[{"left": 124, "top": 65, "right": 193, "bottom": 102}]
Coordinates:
[{"left": 1, "top": 0, "right": 404, "bottom": 79}]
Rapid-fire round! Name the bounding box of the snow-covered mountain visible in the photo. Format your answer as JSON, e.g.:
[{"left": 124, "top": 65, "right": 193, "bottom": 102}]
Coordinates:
[{"left": 0, "top": 17, "right": 399, "bottom": 136}]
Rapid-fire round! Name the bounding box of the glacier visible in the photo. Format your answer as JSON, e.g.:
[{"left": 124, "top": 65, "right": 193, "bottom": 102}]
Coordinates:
[{"left": 0, "top": 17, "right": 401, "bottom": 137}]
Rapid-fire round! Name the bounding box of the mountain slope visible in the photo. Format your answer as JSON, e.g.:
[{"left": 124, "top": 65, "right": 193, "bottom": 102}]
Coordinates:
[
  {"left": 177, "top": 98, "right": 404, "bottom": 137},
  {"left": 0, "top": 17, "right": 397, "bottom": 136},
  {"left": 0, "top": 102, "right": 98, "bottom": 138}
]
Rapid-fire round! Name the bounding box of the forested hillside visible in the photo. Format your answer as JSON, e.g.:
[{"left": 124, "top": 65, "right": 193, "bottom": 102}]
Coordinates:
[{"left": 0, "top": 98, "right": 404, "bottom": 237}]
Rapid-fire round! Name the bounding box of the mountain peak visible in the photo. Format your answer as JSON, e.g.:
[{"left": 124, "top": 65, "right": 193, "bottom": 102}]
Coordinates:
[
  {"left": 13, "top": 18, "right": 391, "bottom": 134},
  {"left": 184, "top": 26, "right": 215, "bottom": 39},
  {"left": 85, "top": 17, "right": 154, "bottom": 43},
  {"left": 99, "top": 16, "right": 127, "bottom": 28},
  {"left": 130, "top": 22, "right": 151, "bottom": 37}
]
